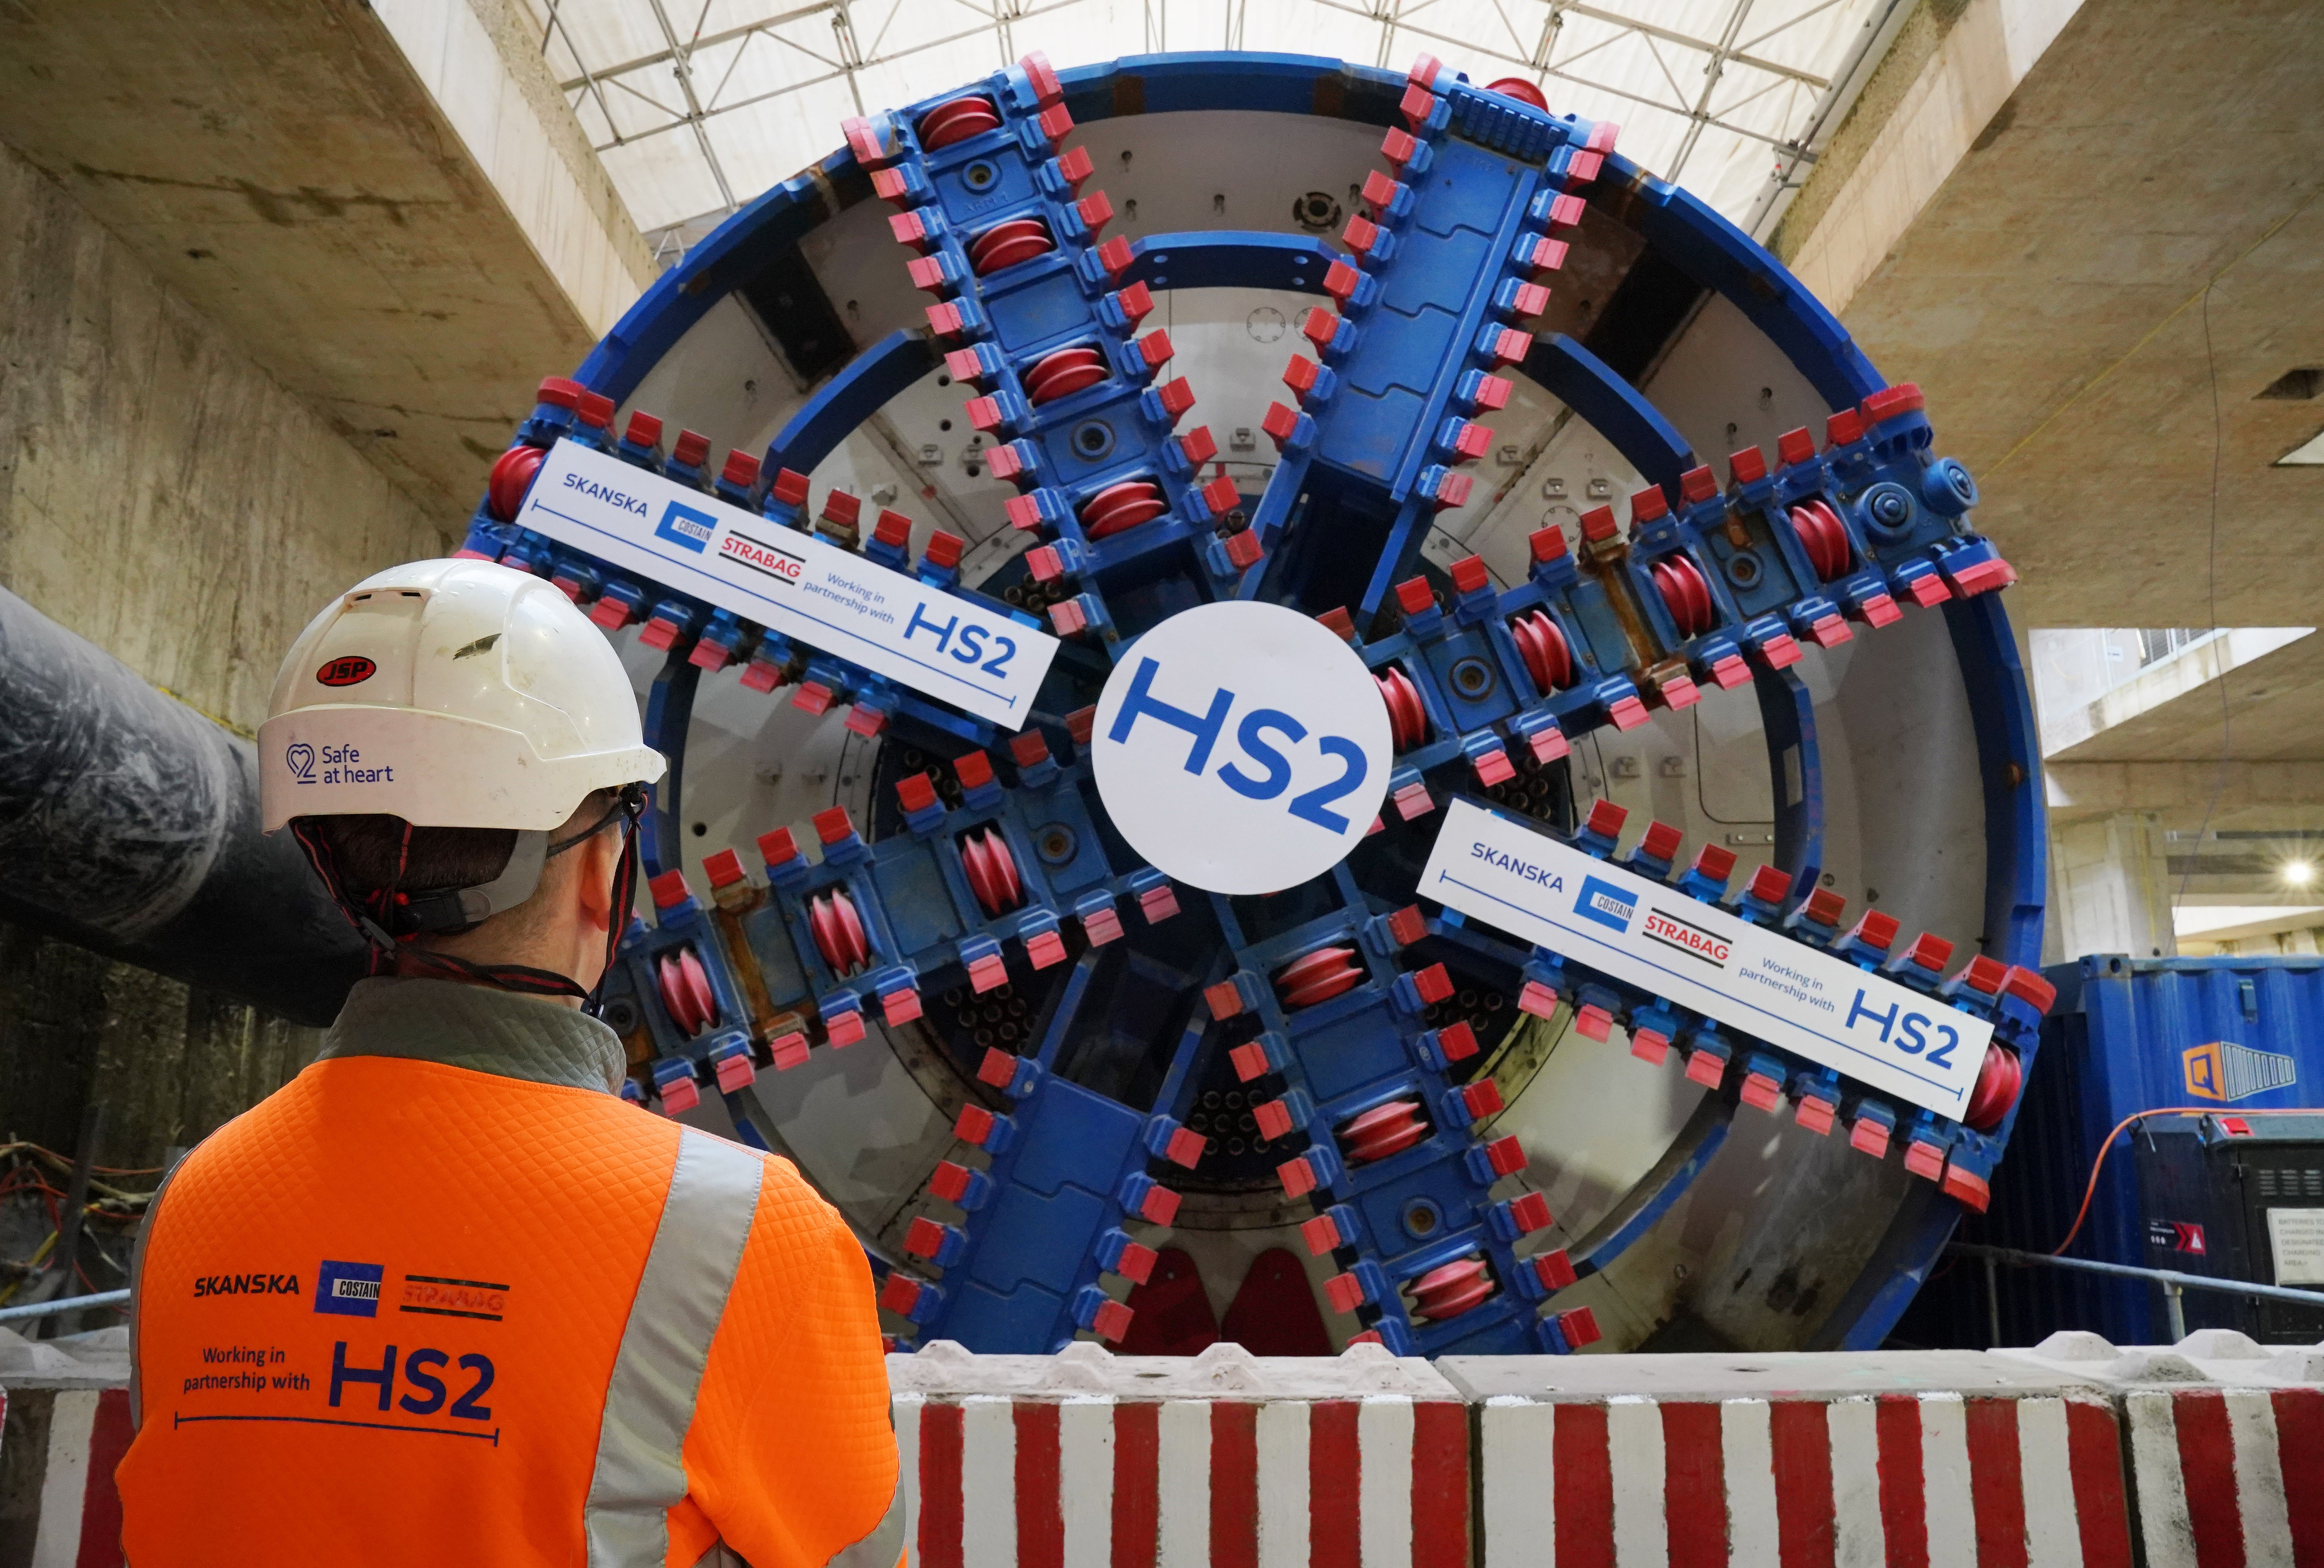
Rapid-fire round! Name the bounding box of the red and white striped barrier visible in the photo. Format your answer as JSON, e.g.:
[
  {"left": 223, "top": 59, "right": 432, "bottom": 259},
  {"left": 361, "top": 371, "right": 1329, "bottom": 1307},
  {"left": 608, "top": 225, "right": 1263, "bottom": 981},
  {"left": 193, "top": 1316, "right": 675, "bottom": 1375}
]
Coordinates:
[
  {"left": 889, "top": 1340, "right": 1469, "bottom": 1568},
  {"left": 1, "top": 1385, "right": 132, "bottom": 1567},
  {"left": 2001, "top": 1331, "right": 2324, "bottom": 1568},
  {"left": 14, "top": 1331, "right": 2324, "bottom": 1563},
  {"left": 2123, "top": 1387, "right": 2324, "bottom": 1567},
  {"left": 1446, "top": 1350, "right": 2135, "bottom": 1566}
]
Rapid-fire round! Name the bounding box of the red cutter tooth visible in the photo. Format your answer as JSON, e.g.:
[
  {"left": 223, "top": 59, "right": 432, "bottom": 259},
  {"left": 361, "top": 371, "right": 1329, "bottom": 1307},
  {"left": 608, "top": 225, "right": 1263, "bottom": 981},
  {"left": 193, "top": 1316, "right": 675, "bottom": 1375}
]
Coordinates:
[
  {"left": 1855, "top": 593, "right": 1903, "bottom": 628},
  {"left": 1439, "top": 1021, "right": 1479, "bottom": 1062},
  {"left": 1112, "top": 280, "right": 1154, "bottom": 326},
  {"left": 1483, "top": 327, "right": 1532, "bottom": 368}
]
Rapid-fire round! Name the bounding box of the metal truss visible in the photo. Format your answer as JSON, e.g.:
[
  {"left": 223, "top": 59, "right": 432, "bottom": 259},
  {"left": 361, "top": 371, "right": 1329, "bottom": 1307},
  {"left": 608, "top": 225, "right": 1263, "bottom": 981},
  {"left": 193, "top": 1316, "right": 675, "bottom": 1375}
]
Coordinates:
[{"left": 529, "top": 0, "right": 1891, "bottom": 255}]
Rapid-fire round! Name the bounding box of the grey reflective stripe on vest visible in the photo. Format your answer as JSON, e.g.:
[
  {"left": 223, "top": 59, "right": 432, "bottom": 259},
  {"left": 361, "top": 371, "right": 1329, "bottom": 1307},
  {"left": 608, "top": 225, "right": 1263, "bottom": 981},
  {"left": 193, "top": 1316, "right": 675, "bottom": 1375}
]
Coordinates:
[
  {"left": 824, "top": 1477, "right": 907, "bottom": 1568},
  {"left": 585, "top": 1128, "right": 764, "bottom": 1566},
  {"left": 127, "top": 1145, "right": 199, "bottom": 1432}
]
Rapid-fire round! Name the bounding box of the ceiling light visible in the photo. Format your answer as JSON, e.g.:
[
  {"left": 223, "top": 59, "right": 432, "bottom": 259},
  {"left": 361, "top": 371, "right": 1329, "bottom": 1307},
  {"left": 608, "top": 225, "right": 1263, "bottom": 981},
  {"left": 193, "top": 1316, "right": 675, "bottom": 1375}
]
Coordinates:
[{"left": 2284, "top": 860, "right": 2315, "bottom": 888}]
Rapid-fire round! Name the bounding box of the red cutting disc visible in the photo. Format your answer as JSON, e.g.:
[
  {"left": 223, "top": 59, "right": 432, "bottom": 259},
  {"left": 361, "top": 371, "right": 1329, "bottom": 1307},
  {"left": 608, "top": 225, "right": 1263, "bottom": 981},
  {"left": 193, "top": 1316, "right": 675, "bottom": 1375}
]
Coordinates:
[
  {"left": 487, "top": 444, "right": 544, "bottom": 522},
  {"left": 1650, "top": 561, "right": 1686, "bottom": 633},
  {"left": 1277, "top": 947, "right": 1362, "bottom": 1010},
  {"left": 1377, "top": 667, "right": 1427, "bottom": 751},
  {"left": 655, "top": 955, "right": 703, "bottom": 1037},
  {"left": 1654, "top": 555, "right": 1714, "bottom": 638},
  {"left": 962, "top": 833, "right": 1003, "bottom": 915},
  {"left": 808, "top": 895, "right": 843, "bottom": 972},
  {"left": 969, "top": 219, "right": 1054, "bottom": 274},
  {"left": 1026, "top": 347, "right": 1108, "bottom": 405},
  {"left": 675, "top": 947, "right": 717, "bottom": 1036},
  {"left": 1792, "top": 500, "right": 1850, "bottom": 581},
  {"left": 981, "top": 830, "right": 1023, "bottom": 909},
  {"left": 1409, "top": 1256, "right": 1495, "bottom": 1321},
  {"left": 1811, "top": 499, "right": 1852, "bottom": 577},
  {"left": 810, "top": 890, "right": 869, "bottom": 974},
  {"left": 918, "top": 96, "right": 1001, "bottom": 149},
  {"left": 829, "top": 890, "right": 869, "bottom": 971},
  {"left": 1787, "top": 505, "right": 1817, "bottom": 578},
  {"left": 1080, "top": 481, "right": 1167, "bottom": 539},
  {"left": 962, "top": 829, "right": 1023, "bottom": 916},
  {"left": 1964, "top": 1044, "right": 2023, "bottom": 1132},
  {"left": 1339, "top": 1101, "right": 1428, "bottom": 1165},
  {"left": 1513, "top": 610, "right": 1572, "bottom": 693}
]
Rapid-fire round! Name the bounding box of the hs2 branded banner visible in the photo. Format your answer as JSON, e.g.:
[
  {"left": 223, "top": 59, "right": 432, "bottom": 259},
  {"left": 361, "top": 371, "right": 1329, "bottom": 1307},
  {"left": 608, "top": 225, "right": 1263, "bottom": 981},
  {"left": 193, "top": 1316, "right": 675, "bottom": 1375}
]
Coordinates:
[
  {"left": 514, "top": 440, "right": 1057, "bottom": 726},
  {"left": 1420, "top": 799, "right": 1992, "bottom": 1116}
]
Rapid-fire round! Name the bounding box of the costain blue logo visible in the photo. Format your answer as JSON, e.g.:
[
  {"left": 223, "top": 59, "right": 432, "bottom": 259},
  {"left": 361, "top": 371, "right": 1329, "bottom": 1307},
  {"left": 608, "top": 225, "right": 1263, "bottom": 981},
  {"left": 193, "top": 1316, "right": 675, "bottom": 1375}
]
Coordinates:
[
  {"left": 1574, "top": 875, "right": 1636, "bottom": 934},
  {"left": 654, "top": 500, "right": 718, "bottom": 554},
  {"left": 315, "top": 1260, "right": 385, "bottom": 1318}
]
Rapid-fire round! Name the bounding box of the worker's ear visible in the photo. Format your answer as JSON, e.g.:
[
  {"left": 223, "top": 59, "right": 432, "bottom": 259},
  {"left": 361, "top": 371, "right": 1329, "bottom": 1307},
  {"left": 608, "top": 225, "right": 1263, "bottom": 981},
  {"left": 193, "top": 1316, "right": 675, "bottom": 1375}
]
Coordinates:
[{"left": 573, "top": 823, "right": 622, "bottom": 935}]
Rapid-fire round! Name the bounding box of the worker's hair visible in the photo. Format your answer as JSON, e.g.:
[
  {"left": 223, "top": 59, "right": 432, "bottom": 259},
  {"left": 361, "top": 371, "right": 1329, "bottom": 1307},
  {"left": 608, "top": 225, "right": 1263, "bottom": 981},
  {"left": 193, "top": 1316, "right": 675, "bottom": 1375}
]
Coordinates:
[
  {"left": 304, "top": 816, "right": 519, "bottom": 899},
  {"left": 298, "top": 789, "right": 617, "bottom": 942}
]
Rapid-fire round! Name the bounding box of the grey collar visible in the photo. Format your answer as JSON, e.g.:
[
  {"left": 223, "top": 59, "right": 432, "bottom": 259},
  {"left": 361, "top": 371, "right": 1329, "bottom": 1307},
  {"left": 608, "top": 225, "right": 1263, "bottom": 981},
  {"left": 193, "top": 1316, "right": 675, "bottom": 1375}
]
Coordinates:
[{"left": 319, "top": 977, "right": 628, "bottom": 1094}]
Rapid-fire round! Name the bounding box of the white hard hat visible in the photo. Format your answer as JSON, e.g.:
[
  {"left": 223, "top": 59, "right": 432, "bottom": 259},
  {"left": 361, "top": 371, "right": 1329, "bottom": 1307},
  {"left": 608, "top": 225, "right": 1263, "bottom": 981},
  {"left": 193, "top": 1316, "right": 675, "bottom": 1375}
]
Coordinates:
[{"left": 259, "top": 558, "right": 666, "bottom": 833}]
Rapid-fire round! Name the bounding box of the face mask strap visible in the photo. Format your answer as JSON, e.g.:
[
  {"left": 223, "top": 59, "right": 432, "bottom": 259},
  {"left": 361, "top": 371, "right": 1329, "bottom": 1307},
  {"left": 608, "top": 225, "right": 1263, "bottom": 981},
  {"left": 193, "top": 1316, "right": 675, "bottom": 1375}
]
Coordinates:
[{"left": 583, "top": 786, "right": 648, "bottom": 1022}]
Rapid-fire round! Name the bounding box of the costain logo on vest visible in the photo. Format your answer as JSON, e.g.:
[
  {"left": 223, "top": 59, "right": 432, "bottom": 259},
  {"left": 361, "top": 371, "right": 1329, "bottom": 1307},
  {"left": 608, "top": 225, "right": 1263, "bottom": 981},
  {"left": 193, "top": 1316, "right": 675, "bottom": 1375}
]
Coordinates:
[{"left": 314, "top": 1260, "right": 385, "bottom": 1318}]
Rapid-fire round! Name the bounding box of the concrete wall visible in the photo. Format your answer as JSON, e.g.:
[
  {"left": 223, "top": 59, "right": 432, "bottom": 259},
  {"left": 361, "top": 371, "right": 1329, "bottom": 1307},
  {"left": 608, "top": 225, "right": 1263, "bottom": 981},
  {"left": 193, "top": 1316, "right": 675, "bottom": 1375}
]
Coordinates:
[{"left": 0, "top": 139, "right": 454, "bottom": 1169}]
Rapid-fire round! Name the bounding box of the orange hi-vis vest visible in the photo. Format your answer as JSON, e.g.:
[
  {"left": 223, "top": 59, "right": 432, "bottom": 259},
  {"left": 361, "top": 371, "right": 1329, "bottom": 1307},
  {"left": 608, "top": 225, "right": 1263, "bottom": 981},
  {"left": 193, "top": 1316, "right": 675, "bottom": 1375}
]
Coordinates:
[{"left": 116, "top": 977, "right": 904, "bottom": 1568}]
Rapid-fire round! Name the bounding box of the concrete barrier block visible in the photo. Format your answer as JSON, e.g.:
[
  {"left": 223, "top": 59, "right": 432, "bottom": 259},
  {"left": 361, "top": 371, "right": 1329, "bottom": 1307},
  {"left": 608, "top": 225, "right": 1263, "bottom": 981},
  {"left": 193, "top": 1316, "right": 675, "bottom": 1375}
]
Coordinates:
[
  {"left": 0, "top": 1383, "right": 132, "bottom": 1566},
  {"left": 889, "top": 1339, "right": 1468, "bottom": 1567},
  {"left": 1996, "top": 1330, "right": 2324, "bottom": 1564},
  {"left": 1440, "top": 1351, "right": 2134, "bottom": 1566}
]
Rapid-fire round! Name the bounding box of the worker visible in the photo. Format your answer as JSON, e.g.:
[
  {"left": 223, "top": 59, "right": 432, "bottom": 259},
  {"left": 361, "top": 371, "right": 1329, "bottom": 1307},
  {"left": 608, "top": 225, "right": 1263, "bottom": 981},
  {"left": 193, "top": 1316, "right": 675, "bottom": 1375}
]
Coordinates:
[{"left": 114, "top": 558, "right": 904, "bottom": 1568}]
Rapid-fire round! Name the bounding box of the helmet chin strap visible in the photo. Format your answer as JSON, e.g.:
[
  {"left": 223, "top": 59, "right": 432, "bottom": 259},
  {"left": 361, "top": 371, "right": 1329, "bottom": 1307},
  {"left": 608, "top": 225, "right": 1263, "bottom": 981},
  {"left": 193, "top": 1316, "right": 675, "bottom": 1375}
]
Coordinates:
[{"left": 293, "top": 783, "right": 647, "bottom": 1010}]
